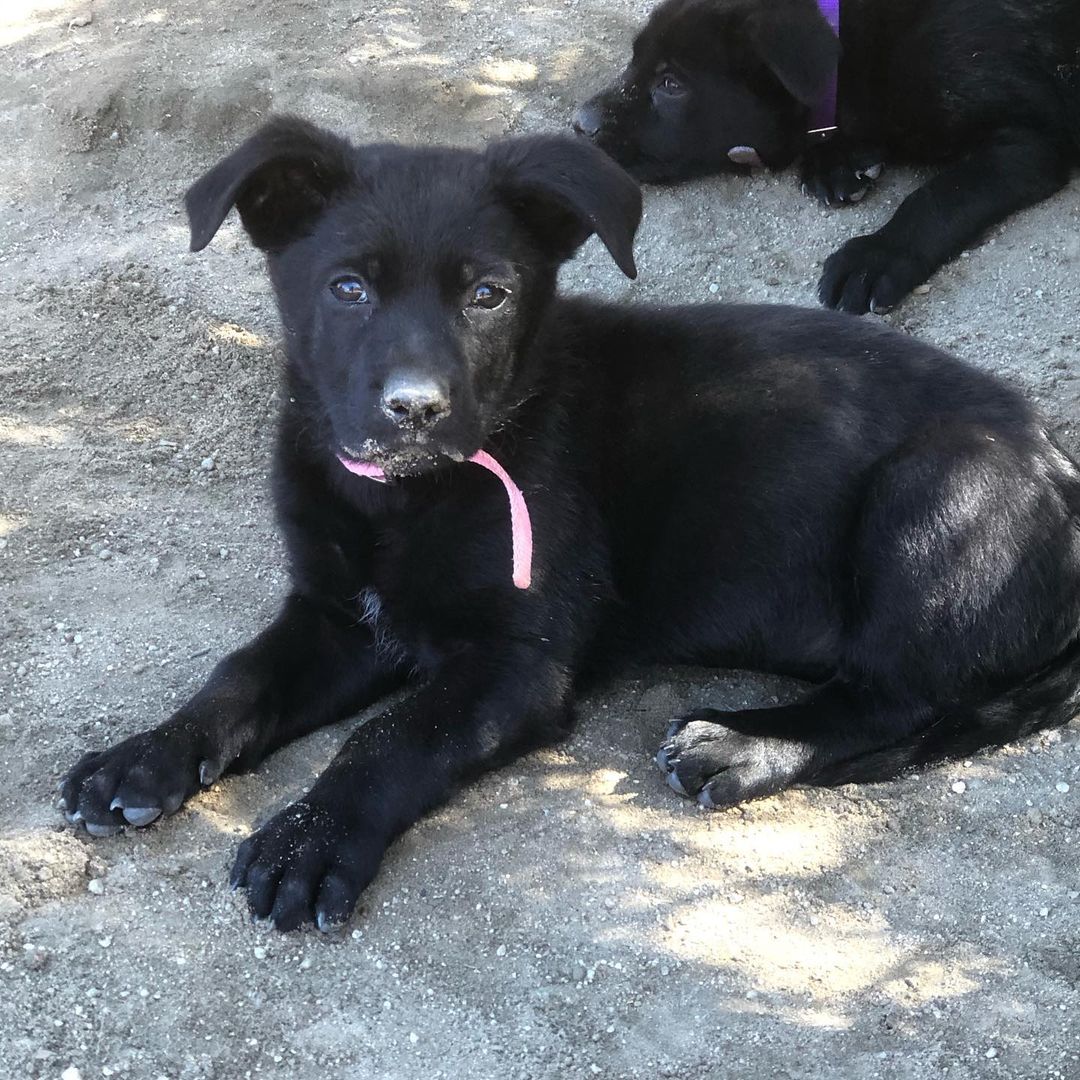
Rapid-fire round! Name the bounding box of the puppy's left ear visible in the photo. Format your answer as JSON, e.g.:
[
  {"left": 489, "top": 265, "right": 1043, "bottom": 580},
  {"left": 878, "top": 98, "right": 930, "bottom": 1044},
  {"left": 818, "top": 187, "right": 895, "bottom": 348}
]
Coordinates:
[
  {"left": 746, "top": 3, "right": 840, "bottom": 107},
  {"left": 487, "top": 136, "right": 642, "bottom": 279}
]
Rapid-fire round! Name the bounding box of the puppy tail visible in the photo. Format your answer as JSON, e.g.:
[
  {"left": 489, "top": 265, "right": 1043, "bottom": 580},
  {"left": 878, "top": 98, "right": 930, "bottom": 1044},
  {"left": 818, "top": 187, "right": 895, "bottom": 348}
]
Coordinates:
[{"left": 815, "top": 637, "right": 1080, "bottom": 785}]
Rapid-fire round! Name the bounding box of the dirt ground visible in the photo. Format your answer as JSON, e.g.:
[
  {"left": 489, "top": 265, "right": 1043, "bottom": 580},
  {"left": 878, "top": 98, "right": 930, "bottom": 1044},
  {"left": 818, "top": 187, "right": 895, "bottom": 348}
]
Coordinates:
[{"left": 1, "top": 1, "right": 1079, "bottom": 1078}]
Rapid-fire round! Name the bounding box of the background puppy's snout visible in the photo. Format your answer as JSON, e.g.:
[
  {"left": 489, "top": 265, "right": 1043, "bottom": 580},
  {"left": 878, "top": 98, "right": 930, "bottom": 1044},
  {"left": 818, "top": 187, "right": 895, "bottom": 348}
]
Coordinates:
[
  {"left": 380, "top": 373, "right": 452, "bottom": 430},
  {"left": 571, "top": 101, "right": 603, "bottom": 138}
]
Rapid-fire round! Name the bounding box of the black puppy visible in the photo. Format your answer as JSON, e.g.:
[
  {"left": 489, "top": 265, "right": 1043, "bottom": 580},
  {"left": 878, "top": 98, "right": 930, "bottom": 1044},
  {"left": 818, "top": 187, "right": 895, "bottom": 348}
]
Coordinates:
[
  {"left": 574, "top": 0, "right": 1080, "bottom": 313},
  {"left": 61, "top": 117, "right": 1080, "bottom": 932}
]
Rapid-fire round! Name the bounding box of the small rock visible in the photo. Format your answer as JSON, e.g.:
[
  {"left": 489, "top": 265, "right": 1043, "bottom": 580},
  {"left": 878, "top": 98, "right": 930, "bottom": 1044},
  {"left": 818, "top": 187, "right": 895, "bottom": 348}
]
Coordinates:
[
  {"left": 913, "top": 283, "right": 931, "bottom": 295},
  {"left": 1055, "top": 781, "right": 1070, "bottom": 793},
  {"left": 87, "top": 878, "right": 105, "bottom": 895},
  {"left": 496, "top": 944, "right": 507, "bottom": 957},
  {"left": 25, "top": 948, "right": 49, "bottom": 972},
  {"left": 253, "top": 946, "right": 267, "bottom": 960},
  {"left": 68, "top": 11, "right": 92, "bottom": 28},
  {"left": 98, "top": 548, "right": 112, "bottom": 561},
  {"left": 950, "top": 780, "right": 966, "bottom": 794},
  {"left": 62, "top": 1068, "right": 83, "bottom": 1080},
  {"left": 571, "top": 962, "right": 587, "bottom": 983},
  {"left": 200, "top": 457, "right": 215, "bottom": 471},
  {"left": 985, "top": 1048, "right": 998, "bottom": 1059}
]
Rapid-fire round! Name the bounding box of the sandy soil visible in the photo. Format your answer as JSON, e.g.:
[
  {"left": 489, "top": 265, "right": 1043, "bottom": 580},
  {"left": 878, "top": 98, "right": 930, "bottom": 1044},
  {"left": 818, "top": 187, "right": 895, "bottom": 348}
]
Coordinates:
[{"left": 2, "top": 1, "right": 1079, "bottom": 1078}]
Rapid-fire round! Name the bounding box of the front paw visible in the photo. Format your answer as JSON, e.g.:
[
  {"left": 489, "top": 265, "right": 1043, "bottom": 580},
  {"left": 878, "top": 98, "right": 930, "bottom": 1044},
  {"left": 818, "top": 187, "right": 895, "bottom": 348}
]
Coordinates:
[
  {"left": 818, "top": 234, "right": 930, "bottom": 314},
  {"left": 231, "top": 800, "right": 383, "bottom": 932},
  {"left": 655, "top": 711, "right": 810, "bottom": 808},
  {"left": 60, "top": 721, "right": 227, "bottom": 836},
  {"left": 800, "top": 142, "right": 883, "bottom": 206}
]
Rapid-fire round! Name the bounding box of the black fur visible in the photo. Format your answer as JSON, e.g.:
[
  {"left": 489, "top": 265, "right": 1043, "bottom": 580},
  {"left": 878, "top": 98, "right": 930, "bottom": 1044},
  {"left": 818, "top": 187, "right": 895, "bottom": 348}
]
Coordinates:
[
  {"left": 61, "top": 118, "right": 1080, "bottom": 931},
  {"left": 574, "top": 0, "right": 1080, "bottom": 312}
]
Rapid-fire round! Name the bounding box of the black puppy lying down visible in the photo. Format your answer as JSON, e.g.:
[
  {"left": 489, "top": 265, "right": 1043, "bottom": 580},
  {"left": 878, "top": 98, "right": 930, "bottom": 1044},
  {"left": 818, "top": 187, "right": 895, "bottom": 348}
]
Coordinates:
[
  {"left": 574, "top": 0, "right": 1080, "bottom": 313},
  {"left": 61, "top": 118, "right": 1080, "bottom": 931}
]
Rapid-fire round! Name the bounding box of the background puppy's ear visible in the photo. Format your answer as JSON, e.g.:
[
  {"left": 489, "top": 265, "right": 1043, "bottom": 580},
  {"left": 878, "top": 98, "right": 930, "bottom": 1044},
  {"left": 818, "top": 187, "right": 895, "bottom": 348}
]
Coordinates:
[
  {"left": 185, "top": 116, "right": 353, "bottom": 253},
  {"left": 487, "top": 136, "right": 642, "bottom": 279},
  {"left": 746, "top": 2, "right": 840, "bottom": 107}
]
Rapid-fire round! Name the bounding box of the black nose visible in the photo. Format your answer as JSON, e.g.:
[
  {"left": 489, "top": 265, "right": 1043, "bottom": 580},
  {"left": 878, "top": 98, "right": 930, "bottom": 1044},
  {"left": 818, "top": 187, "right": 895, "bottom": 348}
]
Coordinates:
[
  {"left": 380, "top": 374, "right": 452, "bottom": 430},
  {"left": 571, "top": 102, "right": 602, "bottom": 138}
]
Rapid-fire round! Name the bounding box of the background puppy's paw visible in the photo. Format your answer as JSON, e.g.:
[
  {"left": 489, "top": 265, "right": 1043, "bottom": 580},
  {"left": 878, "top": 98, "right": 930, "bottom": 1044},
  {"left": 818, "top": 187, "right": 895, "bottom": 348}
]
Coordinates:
[
  {"left": 818, "top": 234, "right": 930, "bottom": 314},
  {"left": 800, "top": 143, "right": 884, "bottom": 206},
  {"left": 655, "top": 711, "right": 809, "bottom": 808},
  {"left": 231, "top": 800, "right": 383, "bottom": 932},
  {"left": 59, "top": 724, "right": 218, "bottom": 836}
]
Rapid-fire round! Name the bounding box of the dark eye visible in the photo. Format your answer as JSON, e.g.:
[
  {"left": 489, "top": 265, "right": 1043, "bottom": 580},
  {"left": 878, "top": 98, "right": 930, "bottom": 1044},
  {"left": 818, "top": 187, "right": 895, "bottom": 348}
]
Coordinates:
[
  {"left": 330, "top": 277, "right": 370, "bottom": 304},
  {"left": 470, "top": 283, "right": 509, "bottom": 310},
  {"left": 655, "top": 71, "right": 686, "bottom": 96}
]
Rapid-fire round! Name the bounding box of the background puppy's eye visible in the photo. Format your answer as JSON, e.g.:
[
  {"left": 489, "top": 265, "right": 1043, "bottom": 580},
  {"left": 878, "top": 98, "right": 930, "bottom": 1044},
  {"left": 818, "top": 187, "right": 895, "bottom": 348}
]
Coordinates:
[
  {"left": 470, "top": 283, "right": 509, "bottom": 309},
  {"left": 654, "top": 72, "right": 686, "bottom": 96},
  {"left": 330, "top": 277, "right": 370, "bottom": 304}
]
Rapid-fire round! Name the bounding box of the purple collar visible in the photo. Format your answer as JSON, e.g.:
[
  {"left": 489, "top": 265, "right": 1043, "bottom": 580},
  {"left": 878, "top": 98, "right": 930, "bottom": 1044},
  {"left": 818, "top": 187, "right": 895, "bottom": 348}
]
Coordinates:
[{"left": 808, "top": 0, "right": 841, "bottom": 133}]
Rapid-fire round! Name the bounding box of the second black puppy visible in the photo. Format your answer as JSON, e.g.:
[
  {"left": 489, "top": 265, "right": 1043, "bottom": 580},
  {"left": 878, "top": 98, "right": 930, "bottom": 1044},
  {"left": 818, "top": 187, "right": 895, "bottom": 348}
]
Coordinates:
[
  {"left": 575, "top": 0, "right": 1080, "bottom": 313},
  {"left": 61, "top": 118, "right": 1080, "bottom": 932}
]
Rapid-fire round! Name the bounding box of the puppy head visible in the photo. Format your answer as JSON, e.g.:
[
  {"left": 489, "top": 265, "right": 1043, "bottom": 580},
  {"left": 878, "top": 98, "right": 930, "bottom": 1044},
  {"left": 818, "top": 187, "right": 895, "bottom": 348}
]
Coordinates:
[
  {"left": 186, "top": 117, "right": 641, "bottom": 477},
  {"left": 574, "top": 0, "right": 839, "bottom": 181}
]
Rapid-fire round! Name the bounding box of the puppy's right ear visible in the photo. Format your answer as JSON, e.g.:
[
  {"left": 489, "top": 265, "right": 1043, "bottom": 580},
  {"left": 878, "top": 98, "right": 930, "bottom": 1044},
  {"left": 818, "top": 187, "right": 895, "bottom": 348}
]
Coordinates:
[{"left": 185, "top": 116, "right": 353, "bottom": 253}]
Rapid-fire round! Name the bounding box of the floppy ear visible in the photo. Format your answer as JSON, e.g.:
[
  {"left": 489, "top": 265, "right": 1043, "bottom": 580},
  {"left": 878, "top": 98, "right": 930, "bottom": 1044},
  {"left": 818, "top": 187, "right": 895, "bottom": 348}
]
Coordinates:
[
  {"left": 185, "top": 116, "right": 354, "bottom": 253},
  {"left": 746, "top": 2, "right": 840, "bottom": 107},
  {"left": 486, "top": 135, "right": 642, "bottom": 279}
]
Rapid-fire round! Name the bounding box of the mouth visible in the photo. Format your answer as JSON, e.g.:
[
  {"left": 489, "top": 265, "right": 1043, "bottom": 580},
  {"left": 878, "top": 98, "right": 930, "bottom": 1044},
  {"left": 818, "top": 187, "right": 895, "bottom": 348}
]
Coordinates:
[{"left": 339, "top": 441, "right": 466, "bottom": 479}]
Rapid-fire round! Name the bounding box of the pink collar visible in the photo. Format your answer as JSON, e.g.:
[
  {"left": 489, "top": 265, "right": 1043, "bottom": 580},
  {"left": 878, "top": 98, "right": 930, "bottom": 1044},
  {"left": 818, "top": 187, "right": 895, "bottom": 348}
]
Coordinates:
[{"left": 335, "top": 449, "right": 533, "bottom": 590}]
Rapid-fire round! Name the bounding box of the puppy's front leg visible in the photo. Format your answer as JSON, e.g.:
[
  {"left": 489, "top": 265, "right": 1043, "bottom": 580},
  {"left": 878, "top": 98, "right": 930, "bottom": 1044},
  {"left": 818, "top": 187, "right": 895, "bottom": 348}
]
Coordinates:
[
  {"left": 800, "top": 135, "right": 885, "bottom": 206},
  {"left": 818, "top": 126, "right": 1072, "bottom": 314},
  {"left": 60, "top": 593, "right": 405, "bottom": 835},
  {"left": 231, "top": 643, "right": 574, "bottom": 931}
]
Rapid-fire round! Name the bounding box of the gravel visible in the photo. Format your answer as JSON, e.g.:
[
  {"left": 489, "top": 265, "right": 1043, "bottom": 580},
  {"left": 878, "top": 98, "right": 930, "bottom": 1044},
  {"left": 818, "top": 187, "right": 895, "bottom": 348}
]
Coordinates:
[{"left": 1, "top": 1, "right": 1079, "bottom": 1078}]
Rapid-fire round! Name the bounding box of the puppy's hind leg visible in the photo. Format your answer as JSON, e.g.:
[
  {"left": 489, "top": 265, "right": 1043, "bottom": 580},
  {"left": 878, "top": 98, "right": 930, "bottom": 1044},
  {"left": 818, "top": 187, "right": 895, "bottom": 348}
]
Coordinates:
[
  {"left": 656, "top": 683, "right": 930, "bottom": 808},
  {"left": 659, "top": 421, "right": 1080, "bottom": 809}
]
